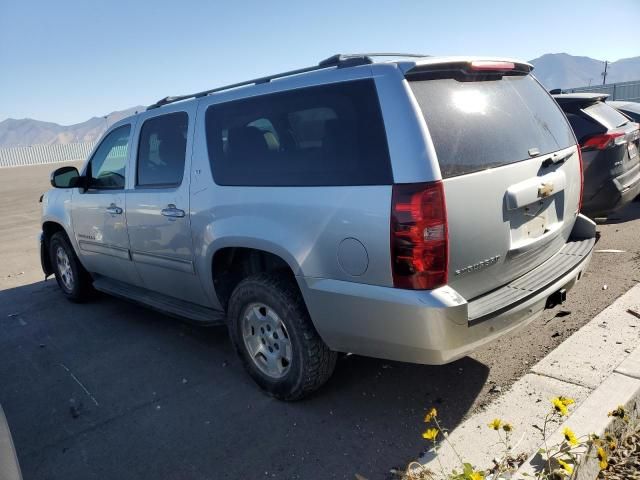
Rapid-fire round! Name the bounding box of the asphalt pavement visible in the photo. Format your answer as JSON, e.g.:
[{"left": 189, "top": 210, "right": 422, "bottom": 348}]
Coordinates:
[{"left": 0, "top": 163, "right": 638, "bottom": 480}]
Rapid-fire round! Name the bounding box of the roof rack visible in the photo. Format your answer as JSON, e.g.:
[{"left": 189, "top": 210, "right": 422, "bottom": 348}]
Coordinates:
[{"left": 146, "top": 52, "right": 428, "bottom": 110}]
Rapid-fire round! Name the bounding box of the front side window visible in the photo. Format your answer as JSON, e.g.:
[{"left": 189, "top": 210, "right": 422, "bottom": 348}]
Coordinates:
[
  {"left": 88, "top": 125, "right": 131, "bottom": 189},
  {"left": 137, "top": 112, "right": 189, "bottom": 187},
  {"left": 205, "top": 79, "right": 392, "bottom": 186}
]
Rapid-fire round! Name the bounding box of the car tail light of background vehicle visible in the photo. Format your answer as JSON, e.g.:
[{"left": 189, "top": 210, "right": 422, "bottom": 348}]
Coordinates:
[
  {"left": 581, "top": 132, "right": 625, "bottom": 150},
  {"left": 391, "top": 181, "right": 448, "bottom": 290}
]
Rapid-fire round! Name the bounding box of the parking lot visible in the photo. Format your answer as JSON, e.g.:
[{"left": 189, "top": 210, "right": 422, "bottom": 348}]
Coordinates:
[{"left": 1, "top": 162, "right": 639, "bottom": 480}]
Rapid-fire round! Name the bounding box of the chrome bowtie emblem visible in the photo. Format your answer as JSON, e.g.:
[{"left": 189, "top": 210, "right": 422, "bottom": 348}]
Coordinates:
[{"left": 538, "top": 182, "right": 554, "bottom": 198}]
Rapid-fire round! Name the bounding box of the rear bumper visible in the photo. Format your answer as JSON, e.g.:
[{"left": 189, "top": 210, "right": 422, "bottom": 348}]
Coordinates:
[
  {"left": 301, "top": 214, "right": 596, "bottom": 365},
  {"left": 582, "top": 163, "right": 640, "bottom": 217}
]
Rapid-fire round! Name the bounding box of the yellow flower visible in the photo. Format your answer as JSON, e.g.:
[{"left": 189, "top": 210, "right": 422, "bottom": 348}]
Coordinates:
[
  {"left": 562, "top": 427, "right": 578, "bottom": 446},
  {"left": 607, "top": 405, "right": 628, "bottom": 421},
  {"left": 488, "top": 418, "right": 502, "bottom": 430},
  {"left": 558, "top": 396, "right": 575, "bottom": 406},
  {"left": 502, "top": 423, "right": 513, "bottom": 433},
  {"left": 558, "top": 459, "right": 574, "bottom": 474},
  {"left": 552, "top": 397, "right": 569, "bottom": 416},
  {"left": 469, "top": 472, "right": 484, "bottom": 480},
  {"left": 608, "top": 439, "right": 617, "bottom": 450},
  {"left": 424, "top": 407, "right": 438, "bottom": 423},
  {"left": 597, "top": 446, "right": 608, "bottom": 470},
  {"left": 422, "top": 428, "right": 439, "bottom": 441}
]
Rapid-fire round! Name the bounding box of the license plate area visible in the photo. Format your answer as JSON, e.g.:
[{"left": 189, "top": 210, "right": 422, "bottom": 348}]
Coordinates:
[
  {"left": 508, "top": 196, "right": 561, "bottom": 250},
  {"left": 628, "top": 141, "right": 638, "bottom": 161}
]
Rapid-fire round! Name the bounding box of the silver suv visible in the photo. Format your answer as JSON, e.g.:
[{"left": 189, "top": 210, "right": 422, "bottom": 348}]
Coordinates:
[{"left": 41, "top": 54, "right": 596, "bottom": 400}]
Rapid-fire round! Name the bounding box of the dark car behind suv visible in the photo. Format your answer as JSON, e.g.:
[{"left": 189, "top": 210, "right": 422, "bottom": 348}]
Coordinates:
[
  {"left": 554, "top": 93, "right": 640, "bottom": 218},
  {"left": 607, "top": 100, "right": 640, "bottom": 123}
]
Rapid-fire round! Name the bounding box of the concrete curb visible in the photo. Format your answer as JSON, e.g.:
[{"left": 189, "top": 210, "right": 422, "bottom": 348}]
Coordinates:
[{"left": 419, "top": 283, "right": 640, "bottom": 478}]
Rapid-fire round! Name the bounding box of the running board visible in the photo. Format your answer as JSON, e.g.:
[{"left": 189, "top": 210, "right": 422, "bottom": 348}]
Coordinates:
[{"left": 92, "top": 277, "right": 226, "bottom": 325}]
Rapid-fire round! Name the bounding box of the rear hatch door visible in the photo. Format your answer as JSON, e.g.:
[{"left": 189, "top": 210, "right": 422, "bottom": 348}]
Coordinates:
[{"left": 407, "top": 62, "right": 580, "bottom": 300}]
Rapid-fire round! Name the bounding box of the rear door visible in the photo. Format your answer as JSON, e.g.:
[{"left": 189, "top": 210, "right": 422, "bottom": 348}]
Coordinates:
[
  {"left": 126, "top": 104, "right": 210, "bottom": 306},
  {"left": 408, "top": 66, "right": 579, "bottom": 300}
]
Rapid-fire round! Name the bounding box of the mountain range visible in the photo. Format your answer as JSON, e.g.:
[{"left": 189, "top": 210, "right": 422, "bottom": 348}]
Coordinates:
[
  {"left": 0, "top": 106, "right": 144, "bottom": 148},
  {"left": 1, "top": 53, "right": 639, "bottom": 148}
]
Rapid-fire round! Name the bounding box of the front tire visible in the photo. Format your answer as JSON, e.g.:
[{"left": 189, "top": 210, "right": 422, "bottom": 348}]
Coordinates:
[
  {"left": 49, "top": 232, "right": 93, "bottom": 302},
  {"left": 228, "top": 273, "right": 337, "bottom": 400}
]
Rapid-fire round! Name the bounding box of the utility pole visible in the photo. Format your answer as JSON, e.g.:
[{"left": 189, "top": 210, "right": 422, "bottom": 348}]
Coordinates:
[{"left": 601, "top": 60, "right": 609, "bottom": 85}]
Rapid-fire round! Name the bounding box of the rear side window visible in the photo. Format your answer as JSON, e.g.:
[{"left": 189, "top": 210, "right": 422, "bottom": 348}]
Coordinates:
[
  {"left": 583, "top": 102, "right": 629, "bottom": 130},
  {"left": 409, "top": 75, "right": 575, "bottom": 178},
  {"left": 137, "top": 112, "right": 188, "bottom": 187},
  {"left": 564, "top": 112, "right": 604, "bottom": 144},
  {"left": 205, "top": 79, "right": 392, "bottom": 186}
]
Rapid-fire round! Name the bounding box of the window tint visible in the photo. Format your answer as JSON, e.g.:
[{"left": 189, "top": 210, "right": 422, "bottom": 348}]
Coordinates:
[
  {"left": 137, "top": 112, "right": 188, "bottom": 186},
  {"left": 564, "top": 112, "right": 604, "bottom": 144},
  {"left": 205, "top": 79, "right": 392, "bottom": 186},
  {"left": 409, "top": 75, "right": 576, "bottom": 178},
  {"left": 583, "top": 102, "right": 629, "bottom": 130},
  {"left": 88, "top": 125, "right": 130, "bottom": 189}
]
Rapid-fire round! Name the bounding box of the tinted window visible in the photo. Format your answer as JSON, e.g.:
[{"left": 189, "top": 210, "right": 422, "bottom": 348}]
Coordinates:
[
  {"left": 88, "top": 125, "right": 130, "bottom": 189},
  {"left": 137, "top": 112, "right": 188, "bottom": 186},
  {"left": 205, "top": 79, "right": 392, "bottom": 186},
  {"left": 583, "top": 102, "right": 629, "bottom": 129},
  {"left": 409, "top": 75, "right": 576, "bottom": 178},
  {"left": 564, "top": 112, "right": 604, "bottom": 144}
]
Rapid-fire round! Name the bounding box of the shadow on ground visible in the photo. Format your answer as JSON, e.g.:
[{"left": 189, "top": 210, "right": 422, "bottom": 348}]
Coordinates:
[{"left": 0, "top": 280, "right": 488, "bottom": 480}]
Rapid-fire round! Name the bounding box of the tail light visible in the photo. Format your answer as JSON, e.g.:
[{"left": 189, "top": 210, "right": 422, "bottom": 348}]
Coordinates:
[
  {"left": 577, "top": 147, "right": 584, "bottom": 212},
  {"left": 391, "top": 181, "right": 448, "bottom": 290},
  {"left": 581, "top": 132, "right": 624, "bottom": 150}
]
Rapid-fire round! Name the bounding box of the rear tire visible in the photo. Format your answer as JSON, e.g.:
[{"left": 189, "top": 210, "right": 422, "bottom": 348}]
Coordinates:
[
  {"left": 228, "top": 272, "right": 337, "bottom": 400},
  {"left": 49, "top": 232, "right": 93, "bottom": 302}
]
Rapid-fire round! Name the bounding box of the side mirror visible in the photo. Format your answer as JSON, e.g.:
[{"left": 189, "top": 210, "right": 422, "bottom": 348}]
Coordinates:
[{"left": 50, "top": 166, "right": 81, "bottom": 188}]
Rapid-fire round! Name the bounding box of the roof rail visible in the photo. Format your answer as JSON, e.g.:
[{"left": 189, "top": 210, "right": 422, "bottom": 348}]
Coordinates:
[{"left": 147, "top": 52, "right": 428, "bottom": 110}]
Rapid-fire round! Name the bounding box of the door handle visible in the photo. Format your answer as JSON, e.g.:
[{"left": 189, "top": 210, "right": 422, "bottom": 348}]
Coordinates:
[
  {"left": 161, "top": 204, "right": 185, "bottom": 218},
  {"left": 106, "top": 203, "right": 123, "bottom": 215}
]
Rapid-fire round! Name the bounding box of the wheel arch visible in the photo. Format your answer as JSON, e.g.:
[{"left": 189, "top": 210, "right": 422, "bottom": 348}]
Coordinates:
[{"left": 211, "top": 245, "right": 304, "bottom": 312}]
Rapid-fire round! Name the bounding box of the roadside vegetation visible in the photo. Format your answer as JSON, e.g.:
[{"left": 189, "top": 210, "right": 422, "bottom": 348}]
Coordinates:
[{"left": 373, "top": 400, "right": 631, "bottom": 480}]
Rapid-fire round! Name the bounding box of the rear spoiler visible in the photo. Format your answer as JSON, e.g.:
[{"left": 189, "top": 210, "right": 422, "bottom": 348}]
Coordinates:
[
  {"left": 404, "top": 59, "right": 533, "bottom": 81},
  {"left": 552, "top": 93, "right": 610, "bottom": 107}
]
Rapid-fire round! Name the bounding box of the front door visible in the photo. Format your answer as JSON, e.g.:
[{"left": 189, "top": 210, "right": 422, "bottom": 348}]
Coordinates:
[
  {"left": 125, "top": 105, "right": 209, "bottom": 306},
  {"left": 71, "top": 123, "right": 142, "bottom": 286}
]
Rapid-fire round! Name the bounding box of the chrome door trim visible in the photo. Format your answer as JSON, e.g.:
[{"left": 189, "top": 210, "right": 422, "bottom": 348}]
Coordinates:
[
  {"left": 130, "top": 250, "right": 195, "bottom": 274},
  {"left": 78, "top": 240, "right": 131, "bottom": 260}
]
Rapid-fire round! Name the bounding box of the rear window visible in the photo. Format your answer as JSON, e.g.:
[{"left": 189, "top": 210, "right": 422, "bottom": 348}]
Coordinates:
[
  {"left": 409, "top": 75, "right": 575, "bottom": 178},
  {"left": 205, "top": 79, "right": 392, "bottom": 186},
  {"left": 583, "top": 102, "right": 629, "bottom": 130}
]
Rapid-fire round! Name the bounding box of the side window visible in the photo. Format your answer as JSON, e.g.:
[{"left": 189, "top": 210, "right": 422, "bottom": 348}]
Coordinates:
[
  {"left": 88, "top": 125, "right": 131, "bottom": 190},
  {"left": 137, "top": 112, "right": 189, "bottom": 187},
  {"left": 205, "top": 79, "right": 392, "bottom": 186},
  {"left": 564, "top": 112, "right": 604, "bottom": 144}
]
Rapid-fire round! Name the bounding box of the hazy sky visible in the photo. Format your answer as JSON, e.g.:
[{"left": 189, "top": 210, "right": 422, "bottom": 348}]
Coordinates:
[{"left": 1, "top": 0, "right": 639, "bottom": 124}]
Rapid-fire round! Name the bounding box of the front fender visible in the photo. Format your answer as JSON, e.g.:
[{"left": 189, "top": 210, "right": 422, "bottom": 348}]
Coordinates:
[{"left": 41, "top": 188, "right": 83, "bottom": 264}]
